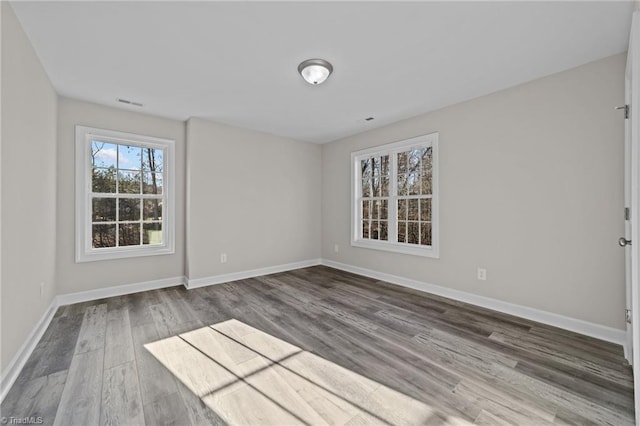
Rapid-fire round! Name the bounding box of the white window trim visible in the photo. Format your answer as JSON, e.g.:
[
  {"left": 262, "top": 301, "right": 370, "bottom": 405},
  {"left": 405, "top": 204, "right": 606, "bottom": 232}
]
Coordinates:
[
  {"left": 75, "top": 125, "right": 176, "bottom": 262},
  {"left": 350, "top": 132, "right": 439, "bottom": 258}
]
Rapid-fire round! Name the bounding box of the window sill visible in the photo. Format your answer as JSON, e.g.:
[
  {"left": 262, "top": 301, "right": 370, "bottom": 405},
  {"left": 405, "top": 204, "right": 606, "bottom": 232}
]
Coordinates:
[
  {"left": 76, "top": 244, "right": 175, "bottom": 263},
  {"left": 351, "top": 239, "right": 440, "bottom": 258}
]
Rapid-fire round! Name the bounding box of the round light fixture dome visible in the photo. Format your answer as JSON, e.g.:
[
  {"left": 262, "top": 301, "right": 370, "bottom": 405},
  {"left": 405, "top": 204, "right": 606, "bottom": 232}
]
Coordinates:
[{"left": 298, "top": 59, "right": 333, "bottom": 85}]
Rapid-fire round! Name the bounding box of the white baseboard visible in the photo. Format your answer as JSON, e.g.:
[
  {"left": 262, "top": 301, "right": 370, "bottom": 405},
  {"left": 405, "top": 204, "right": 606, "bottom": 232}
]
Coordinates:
[
  {"left": 56, "top": 276, "right": 186, "bottom": 306},
  {"left": 186, "top": 259, "right": 322, "bottom": 289},
  {"left": 321, "top": 259, "right": 627, "bottom": 347},
  {"left": 0, "top": 299, "right": 58, "bottom": 403}
]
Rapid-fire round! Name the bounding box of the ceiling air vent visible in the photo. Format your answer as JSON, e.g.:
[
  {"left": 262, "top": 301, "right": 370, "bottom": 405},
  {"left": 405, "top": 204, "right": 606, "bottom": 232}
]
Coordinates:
[{"left": 117, "top": 98, "right": 143, "bottom": 107}]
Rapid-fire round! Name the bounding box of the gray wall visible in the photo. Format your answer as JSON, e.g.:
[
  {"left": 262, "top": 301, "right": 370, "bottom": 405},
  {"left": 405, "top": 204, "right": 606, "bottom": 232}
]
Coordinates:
[
  {"left": 186, "top": 118, "right": 322, "bottom": 280},
  {"left": 56, "top": 98, "right": 186, "bottom": 294},
  {"left": 322, "top": 53, "right": 627, "bottom": 330},
  {"left": 1, "top": 2, "right": 58, "bottom": 371}
]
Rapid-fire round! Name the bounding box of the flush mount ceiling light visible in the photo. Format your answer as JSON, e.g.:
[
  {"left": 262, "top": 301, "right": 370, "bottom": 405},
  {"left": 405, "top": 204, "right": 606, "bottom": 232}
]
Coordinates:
[{"left": 298, "top": 58, "right": 333, "bottom": 85}]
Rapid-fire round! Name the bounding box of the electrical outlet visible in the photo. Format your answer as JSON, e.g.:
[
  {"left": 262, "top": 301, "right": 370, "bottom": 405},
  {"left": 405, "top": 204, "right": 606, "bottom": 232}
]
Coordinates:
[
  {"left": 477, "top": 268, "right": 487, "bottom": 281},
  {"left": 334, "top": 244, "right": 339, "bottom": 253},
  {"left": 220, "top": 253, "right": 227, "bottom": 264},
  {"left": 40, "top": 282, "right": 45, "bottom": 298}
]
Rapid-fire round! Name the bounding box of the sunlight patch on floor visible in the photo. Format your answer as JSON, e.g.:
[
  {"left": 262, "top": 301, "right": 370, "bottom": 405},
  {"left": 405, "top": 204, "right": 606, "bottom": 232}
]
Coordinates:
[{"left": 145, "top": 319, "right": 471, "bottom": 425}]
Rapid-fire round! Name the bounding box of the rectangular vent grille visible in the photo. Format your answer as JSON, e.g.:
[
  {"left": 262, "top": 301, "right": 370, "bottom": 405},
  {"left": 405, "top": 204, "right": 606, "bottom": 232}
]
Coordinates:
[{"left": 117, "top": 98, "right": 143, "bottom": 107}]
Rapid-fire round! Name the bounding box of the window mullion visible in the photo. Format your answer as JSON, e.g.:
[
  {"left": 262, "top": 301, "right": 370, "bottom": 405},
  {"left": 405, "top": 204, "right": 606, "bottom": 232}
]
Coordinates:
[
  {"left": 115, "top": 142, "right": 120, "bottom": 248},
  {"left": 86, "top": 141, "right": 93, "bottom": 252},
  {"left": 389, "top": 151, "right": 398, "bottom": 243},
  {"left": 115, "top": 197, "right": 120, "bottom": 248},
  {"left": 356, "top": 156, "right": 362, "bottom": 240},
  {"left": 139, "top": 199, "right": 143, "bottom": 246}
]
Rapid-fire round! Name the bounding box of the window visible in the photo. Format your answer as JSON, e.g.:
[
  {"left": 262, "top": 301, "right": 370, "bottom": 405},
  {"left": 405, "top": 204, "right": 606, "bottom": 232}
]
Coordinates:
[
  {"left": 351, "top": 133, "right": 439, "bottom": 257},
  {"left": 75, "top": 126, "right": 175, "bottom": 262}
]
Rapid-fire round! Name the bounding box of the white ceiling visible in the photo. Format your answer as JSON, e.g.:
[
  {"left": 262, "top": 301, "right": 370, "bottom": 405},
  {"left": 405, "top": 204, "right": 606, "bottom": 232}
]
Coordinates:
[{"left": 10, "top": 1, "right": 634, "bottom": 143}]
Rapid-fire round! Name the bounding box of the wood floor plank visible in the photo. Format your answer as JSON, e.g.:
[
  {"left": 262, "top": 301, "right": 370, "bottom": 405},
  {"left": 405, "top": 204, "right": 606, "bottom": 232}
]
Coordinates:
[
  {"left": 486, "top": 362, "right": 634, "bottom": 425},
  {"left": 104, "top": 307, "right": 135, "bottom": 369},
  {"left": 100, "top": 361, "right": 145, "bottom": 426},
  {"left": 174, "top": 377, "right": 228, "bottom": 426},
  {"left": 473, "top": 409, "right": 512, "bottom": 426},
  {"left": 142, "top": 391, "right": 191, "bottom": 426},
  {"left": 489, "top": 330, "right": 633, "bottom": 386},
  {"left": 0, "top": 370, "right": 67, "bottom": 426},
  {"left": 130, "top": 322, "right": 180, "bottom": 406},
  {"left": 75, "top": 304, "right": 108, "bottom": 354},
  {"left": 328, "top": 326, "right": 479, "bottom": 423},
  {"left": 529, "top": 325, "right": 623, "bottom": 356},
  {"left": 514, "top": 358, "right": 634, "bottom": 412},
  {"left": 15, "top": 313, "right": 83, "bottom": 384},
  {"left": 356, "top": 310, "right": 562, "bottom": 419},
  {"left": 53, "top": 349, "right": 104, "bottom": 426},
  {"left": 149, "top": 302, "right": 184, "bottom": 339},
  {"left": 453, "top": 379, "right": 555, "bottom": 425},
  {"left": 127, "top": 290, "right": 162, "bottom": 327}
]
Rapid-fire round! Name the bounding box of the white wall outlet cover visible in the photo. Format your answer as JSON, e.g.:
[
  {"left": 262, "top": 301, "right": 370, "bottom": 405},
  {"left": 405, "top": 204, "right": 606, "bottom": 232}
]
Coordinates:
[{"left": 477, "top": 268, "right": 487, "bottom": 281}]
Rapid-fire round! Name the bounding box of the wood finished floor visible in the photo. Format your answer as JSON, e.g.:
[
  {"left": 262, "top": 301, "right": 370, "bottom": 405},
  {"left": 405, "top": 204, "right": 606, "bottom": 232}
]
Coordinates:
[{"left": 0, "top": 266, "right": 634, "bottom": 425}]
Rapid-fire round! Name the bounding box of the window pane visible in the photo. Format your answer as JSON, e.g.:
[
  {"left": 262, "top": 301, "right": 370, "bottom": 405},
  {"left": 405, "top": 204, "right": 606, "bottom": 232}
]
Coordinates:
[
  {"left": 398, "top": 173, "right": 408, "bottom": 196},
  {"left": 362, "top": 200, "right": 370, "bottom": 219},
  {"left": 92, "top": 198, "right": 116, "bottom": 222},
  {"left": 361, "top": 159, "right": 371, "bottom": 181},
  {"left": 381, "top": 176, "right": 389, "bottom": 197},
  {"left": 397, "top": 152, "right": 408, "bottom": 175},
  {"left": 420, "top": 199, "right": 432, "bottom": 222},
  {"left": 92, "top": 224, "right": 116, "bottom": 248},
  {"left": 362, "top": 220, "right": 370, "bottom": 239},
  {"left": 118, "top": 171, "right": 141, "bottom": 194},
  {"left": 421, "top": 148, "right": 433, "bottom": 195},
  {"left": 421, "top": 222, "right": 432, "bottom": 246},
  {"left": 380, "top": 200, "right": 388, "bottom": 220},
  {"left": 408, "top": 173, "right": 420, "bottom": 195},
  {"left": 408, "top": 222, "right": 419, "bottom": 244},
  {"left": 119, "top": 223, "right": 141, "bottom": 246},
  {"left": 398, "top": 200, "right": 407, "bottom": 220},
  {"left": 118, "top": 145, "right": 142, "bottom": 171},
  {"left": 372, "top": 200, "right": 380, "bottom": 220},
  {"left": 421, "top": 173, "right": 432, "bottom": 195},
  {"left": 142, "top": 148, "right": 163, "bottom": 172},
  {"left": 421, "top": 147, "right": 432, "bottom": 174},
  {"left": 91, "top": 141, "right": 117, "bottom": 168},
  {"left": 143, "top": 222, "right": 162, "bottom": 245},
  {"left": 408, "top": 199, "right": 419, "bottom": 220},
  {"left": 380, "top": 221, "right": 388, "bottom": 241},
  {"left": 398, "top": 221, "right": 407, "bottom": 243},
  {"left": 119, "top": 198, "right": 141, "bottom": 221},
  {"left": 372, "top": 176, "right": 381, "bottom": 197},
  {"left": 143, "top": 199, "right": 162, "bottom": 221},
  {"left": 371, "top": 221, "right": 380, "bottom": 240},
  {"left": 143, "top": 173, "right": 163, "bottom": 195},
  {"left": 92, "top": 168, "right": 116, "bottom": 193},
  {"left": 380, "top": 155, "right": 390, "bottom": 176},
  {"left": 372, "top": 157, "right": 380, "bottom": 179},
  {"left": 409, "top": 149, "right": 421, "bottom": 172},
  {"left": 361, "top": 179, "right": 371, "bottom": 198}
]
